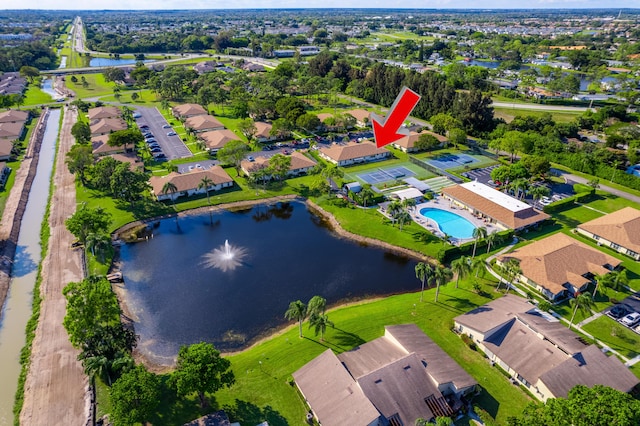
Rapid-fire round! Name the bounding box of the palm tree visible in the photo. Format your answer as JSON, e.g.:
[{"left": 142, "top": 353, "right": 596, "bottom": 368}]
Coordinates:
[
  {"left": 504, "top": 258, "right": 521, "bottom": 294},
  {"left": 83, "top": 355, "right": 112, "bottom": 385},
  {"left": 386, "top": 200, "right": 403, "bottom": 226},
  {"left": 309, "top": 314, "right": 334, "bottom": 342},
  {"left": 593, "top": 274, "right": 608, "bottom": 301},
  {"left": 603, "top": 269, "right": 628, "bottom": 292},
  {"left": 471, "top": 257, "right": 486, "bottom": 278},
  {"left": 402, "top": 198, "right": 417, "bottom": 213},
  {"left": 569, "top": 292, "right": 594, "bottom": 329},
  {"left": 433, "top": 265, "right": 453, "bottom": 303},
  {"left": 529, "top": 185, "right": 550, "bottom": 209},
  {"left": 485, "top": 232, "right": 497, "bottom": 254},
  {"left": 396, "top": 210, "right": 411, "bottom": 231},
  {"left": 162, "top": 181, "right": 178, "bottom": 206},
  {"left": 284, "top": 300, "right": 307, "bottom": 338},
  {"left": 86, "top": 232, "right": 111, "bottom": 262},
  {"left": 451, "top": 256, "right": 471, "bottom": 288},
  {"left": 307, "top": 295, "right": 327, "bottom": 318},
  {"left": 415, "top": 262, "right": 433, "bottom": 302},
  {"left": 471, "top": 226, "right": 487, "bottom": 259},
  {"left": 359, "top": 184, "right": 375, "bottom": 207},
  {"left": 198, "top": 176, "right": 214, "bottom": 205}
]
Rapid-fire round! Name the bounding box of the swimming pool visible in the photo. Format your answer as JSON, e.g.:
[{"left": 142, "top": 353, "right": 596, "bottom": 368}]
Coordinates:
[{"left": 419, "top": 208, "right": 477, "bottom": 239}]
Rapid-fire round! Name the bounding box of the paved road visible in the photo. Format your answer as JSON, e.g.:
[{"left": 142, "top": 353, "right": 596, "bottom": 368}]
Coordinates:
[
  {"left": 135, "top": 107, "right": 192, "bottom": 160},
  {"left": 552, "top": 168, "right": 640, "bottom": 205},
  {"left": 493, "top": 101, "right": 592, "bottom": 112}
]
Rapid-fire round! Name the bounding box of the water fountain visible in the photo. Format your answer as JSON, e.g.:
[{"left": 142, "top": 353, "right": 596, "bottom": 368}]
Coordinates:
[{"left": 201, "top": 239, "right": 247, "bottom": 272}]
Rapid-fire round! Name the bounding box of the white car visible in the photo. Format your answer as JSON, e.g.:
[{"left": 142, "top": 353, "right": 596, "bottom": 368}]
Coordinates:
[{"left": 619, "top": 312, "right": 640, "bottom": 327}]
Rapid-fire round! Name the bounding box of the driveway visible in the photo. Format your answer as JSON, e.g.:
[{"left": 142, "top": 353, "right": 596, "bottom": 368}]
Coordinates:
[
  {"left": 177, "top": 160, "right": 219, "bottom": 173},
  {"left": 135, "top": 106, "right": 193, "bottom": 160}
]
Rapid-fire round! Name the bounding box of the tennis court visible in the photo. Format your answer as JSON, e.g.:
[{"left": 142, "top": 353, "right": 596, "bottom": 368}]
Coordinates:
[
  {"left": 427, "top": 153, "right": 478, "bottom": 170},
  {"left": 358, "top": 166, "right": 416, "bottom": 184}
]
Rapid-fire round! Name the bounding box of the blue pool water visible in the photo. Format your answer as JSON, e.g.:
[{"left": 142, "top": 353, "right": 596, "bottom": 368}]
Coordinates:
[{"left": 419, "top": 208, "right": 477, "bottom": 239}]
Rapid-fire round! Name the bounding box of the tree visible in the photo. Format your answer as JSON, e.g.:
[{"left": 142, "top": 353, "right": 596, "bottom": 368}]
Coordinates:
[
  {"left": 451, "top": 256, "right": 471, "bottom": 288},
  {"left": 66, "top": 144, "right": 94, "bottom": 185},
  {"left": 415, "top": 133, "right": 440, "bottom": 151},
  {"left": 19, "top": 65, "right": 40, "bottom": 83},
  {"left": 415, "top": 262, "right": 432, "bottom": 302},
  {"left": 85, "top": 232, "right": 111, "bottom": 262},
  {"left": 448, "top": 128, "right": 467, "bottom": 148},
  {"left": 307, "top": 295, "right": 327, "bottom": 318},
  {"left": 218, "top": 140, "right": 249, "bottom": 173},
  {"left": 358, "top": 184, "right": 375, "bottom": 207},
  {"left": 172, "top": 342, "right": 235, "bottom": 408},
  {"left": 569, "top": 292, "right": 594, "bottom": 329},
  {"left": 65, "top": 206, "right": 112, "bottom": 245},
  {"left": 602, "top": 269, "right": 628, "bottom": 292},
  {"left": 267, "top": 153, "right": 291, "bottom": 181},
  {"left": 63, "top": 276, "right": 121, "bottom": 349},
  {"left": 198, "top": 176, "right": 214, "bottom": 205},
  {"left": 504, "top": 258, "right": 522, "bottom": 294},
  {"left": 131, "top": 92, "right": 139, "bottom": 102},
  {"left": 396, "top": 210, "right": 411, "bottom": 231},
  {"left": 587, "top": 178, "right": 600, "bottom": 189},
  {"left": 235, "top": 118, "right": 256, "bottom": 141},
  {"left": 529, "top": 185, "right": 550, "bottom": 209},
  {"left": 471, "top": 257, "right": 486, "bottom": 279},
  {"left": 285, "top": 300, "right": 307, "bottom": 338},
  {"left": 433, "top": 265, "right": 453, "bottom": 303},
  {"left": 309, "top": 314, "right": 334, "bottom": 341},
  {"left": 103, "top": 67, "right": 125, "bottom": 83},
  {"left": 296, "top": 113, "right": 321, "bottom": 133},
  {"left": 108, "top": 128, "right": 143, "bottom": 153},
  {"left": 110, "top": 365, "right": 160, "bottom": 426},
  {"left": 162, "top": 181, "right": 178, "bottom": 209},
  {"left": 110, "top": 164, "right": 149, "bottom": 207},
  {"left": 430, "top": 113, "right": 462, "bottom": 136},
  {"left": 71, "top": 121, "right": 91, "bottom": 144},
  {"left": 507, "top": 385, "right": 640, "bottom": 426},
  {"left": 471, "top": 226, "right": 487, "bottom": 259}
]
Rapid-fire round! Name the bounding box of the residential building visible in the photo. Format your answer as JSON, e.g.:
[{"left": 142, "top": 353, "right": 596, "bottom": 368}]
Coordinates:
[
  {"left": 391, "top": 131, "right": 448, "bottom": 153},
  {"left": 293, "top": 324, "right": 477, "bottom": 426},
  {"left": 241, "top": 151, "right": 317, "bottom": 178},
  {"left": 0, "top": 121, "right": 25, "bottom": 141},
  {"left": 89, "top": 118, "right": 127, "bottom": 136},
  {"left": 149, "top": 166, "right": 234, "bottom": 201},
  {"left": 0, "top": 109, "right": 30, "bottom": 124},
  {"left": 88, "top": 106, "right": 121, "bottom": 121},
  {"left": 497, "top": 233, "right": 621, "bottom": 300},
  {"left": 454, "top": 295, "right": 639, "bottom": 401},
  {"left": 441, "top": 181, "right": 549, "bottom": 230},
  {"left": 0, "top": 140, "right": 13, "bottom": 161},
  {"left": 298, "top": 45, "right": 320, "bottom": 56},
  {"left": 184, "top": 115, "right": 225, "bottom": 133},
  {"left": 91, "top": 135, "right": 123, "bottom": 156},
  {"left": 199, "top": 129, "right": 240, "bottom": 153},
  {"left": 318, "top": 141, "right": 390, "bottom": 167},
  {"left": 193, "top": 61, "right": 220, "bottom": 75},
  {"left": 0, "top": 161, "right": 11, "bottom": 187},
  {"left": 254, "top": 122, "right": 274, "bottom": 142},
  {"left": 345, "top": 109, "right": 371, "bottom": 127},
  {"left": 273, "top": 50, "right": 295, "bottom": 58},
  {"left": 0, "top": 72, "right": 27, "bottom": 95},
  {"left": 576, "top": 207, "right": 640, "bottom": 260},
  {"left": 172, "top": 103, "right": 208, "bottom": 120}
]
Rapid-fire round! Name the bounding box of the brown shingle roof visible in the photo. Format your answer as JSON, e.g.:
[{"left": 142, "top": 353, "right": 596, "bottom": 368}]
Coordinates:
[
  {"left": 0, "top": 139, "right": 13, "bottom": 157},
  {"left": 454, "top": 294, "right": 534, "bottom": 334},
  {"left": 498, "top": 233, "right": 621, "bottom": 296},
  {"left": 0, "top": 122, "right": 24, "bottom": 139},
  {"left": 88, "top": 106, "right": 121, "bottom": 120},
  {"left": 91, "top": 135, "right": 122, "bottom": 155},
  {"left": 441, "top": 184, "right": 549, "bottom": 229},
  {"left": 199, "top": 129, "right": 240, "bottom": 150},
  {"left": 90, "top": 118, "right": 127, "bottom": 136},
  {"left": 293, "top": 349, "right": 381, "bottom": 426},
  {"left": 393, "top": 130, "right": 447, "bottom": 149},
  {"left": 254, "top": 121, "right": 272, "bottom": 138},
  {"left": 0, "top": 109, "right": 29, "bottom": 123},
  {"left": 241, "top": 152, "right": 316, "bottom": 175},
  {"left": 317, "top": 113, "right": 334, "bottom": 123},
  {"left": 172, "top": 103, "right": 208, "bottom": 118},
  {"left": 346, "top": 109, "right": 371, "bottom": 122},
  {"left": 319, "top": 141, "right": 388, "bottom": 162},
  {"left": 150, "top": 166, "right": 233, "bottom": 195},
  {"left": 539, "top": 345, "right": 640, "bottom": 398},
  {"left": 184, "top": 115, "right": 224, "bottom": 131},
  {"left": 577, "top": 207, "right": 640, "bottom": 254}
]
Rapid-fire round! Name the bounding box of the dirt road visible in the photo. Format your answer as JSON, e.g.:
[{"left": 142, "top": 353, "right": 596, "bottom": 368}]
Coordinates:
[{"left": 20, "top": 106, "right": 89, "bottom": 426}]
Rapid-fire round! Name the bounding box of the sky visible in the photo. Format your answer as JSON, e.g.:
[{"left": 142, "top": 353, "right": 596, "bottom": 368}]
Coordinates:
[{"left": 3, "top": 0, "right": 640, "bottom": 10}]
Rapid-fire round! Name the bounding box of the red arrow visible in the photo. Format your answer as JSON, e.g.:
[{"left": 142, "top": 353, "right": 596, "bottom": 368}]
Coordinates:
[{"left": 371, "top": 87, "right": 421, "bottom": 148}]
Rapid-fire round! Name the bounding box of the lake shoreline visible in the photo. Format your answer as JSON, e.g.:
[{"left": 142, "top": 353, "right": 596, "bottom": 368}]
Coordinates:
[{"left": 112, "top": 195, "right": 433, "bottom": 372}]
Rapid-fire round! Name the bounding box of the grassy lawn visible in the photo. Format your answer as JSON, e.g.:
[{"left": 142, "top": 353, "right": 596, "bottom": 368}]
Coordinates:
[
  {"left": 493, "top": 107, "right": 582, "bottom": 124},
  {"left": 127, "top": 277, "right": 529, "bottom": 426},
  {"left": 582, "top": 316, "right": 640, "bottom": 359},
  {"left": 66, "top": 73, "right": 113, "bottom": 99},
  {"left": 23, "top": 84, "right": 53, "bottom": 106},
  {"left": 99, "top": 89, "right": 159, "bottom": 104}
]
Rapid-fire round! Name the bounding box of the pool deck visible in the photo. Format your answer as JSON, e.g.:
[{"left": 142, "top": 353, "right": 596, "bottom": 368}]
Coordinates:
[{"left": 411, "top": 198, "right": 503, "bottom": 245}]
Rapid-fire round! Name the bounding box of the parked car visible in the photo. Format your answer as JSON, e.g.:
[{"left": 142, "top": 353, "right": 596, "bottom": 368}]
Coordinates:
[
  {"left": 608, "top": 305, "right": 631, "bottom": 320},
  {"left": 148, "top": 143, "right": 160, "bottom": 149},
  {"left": 153, "top": 153, "right": 166, "bottom": 160},
  {"left": 133, "top": 112, "right": 142, "bottom": 118},
  {"left": 167, "top": 131, "right": 177, "bottom": 136},
  {"left": 247, "top": 156, "right": 255, "bottom": 162},
  {"left": 619, "top": 312, "right": 640, "bottom": 327},
  {"left": 162, "top": 124, "right": 171, "bottom": 129},
  {"left": 140, "top": 125, "right": 149, "bottom": 130},
  {"left": 150, "top": 147, "right": 163, "bottom": 153}
]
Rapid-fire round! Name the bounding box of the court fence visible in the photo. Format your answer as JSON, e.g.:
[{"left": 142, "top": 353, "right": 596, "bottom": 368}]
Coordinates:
[{"left": 408, "top": 156, "right": 463, "bottom": 184}]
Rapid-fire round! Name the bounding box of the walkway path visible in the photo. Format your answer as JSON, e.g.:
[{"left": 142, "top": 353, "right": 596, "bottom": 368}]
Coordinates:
[
  {"left": 492, "top": 101, "right": 591, "bottom": 112},
  {"left": 553, "top": 168, "right": 640, "bottom": 205},
  {"left": 20, "top": 106, "right": 89, "bottom": 426}
]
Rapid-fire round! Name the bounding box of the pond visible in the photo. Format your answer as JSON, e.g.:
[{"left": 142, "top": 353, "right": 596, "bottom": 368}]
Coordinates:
[
  {"left": 118, "top": 202, "right": 420, "bottom": 365},
  {"left": 89, "top": 58, "right": 147, "bottom": 67}
]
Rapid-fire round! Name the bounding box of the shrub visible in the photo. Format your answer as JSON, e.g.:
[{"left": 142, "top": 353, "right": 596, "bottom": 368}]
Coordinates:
[{"left": 461, "top": 334, "right": 477, "bottom": 351}]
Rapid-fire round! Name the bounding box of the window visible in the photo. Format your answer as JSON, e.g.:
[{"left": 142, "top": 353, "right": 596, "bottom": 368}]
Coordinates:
[
  {"left": 627, "top": 249, "right": 638, "bottom": 257},
  {"left": 612, "top": 243, "right": 620, "bottom": 250},
  {"left": 593, "top": 235, "right": 600, "bottom": 241}
]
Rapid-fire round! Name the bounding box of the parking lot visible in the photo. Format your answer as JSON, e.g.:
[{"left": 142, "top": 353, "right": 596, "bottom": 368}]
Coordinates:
[
  {"left": 462, "top": 165, "right": 499, "bottom": 184},
  {"left": 604, "top": 293, "right": 640, "bottom": 334},
  {"left": 135, "top": 107, "right": 193, "bottom": 160},
  {"left": 177, "top": 160, "right": 219, "bottom": 173}
]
